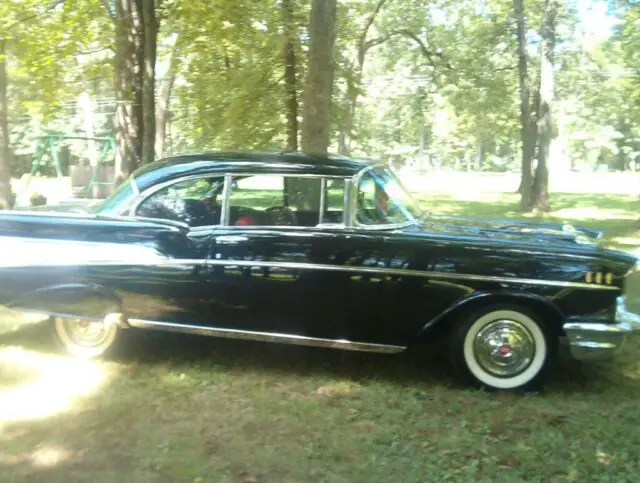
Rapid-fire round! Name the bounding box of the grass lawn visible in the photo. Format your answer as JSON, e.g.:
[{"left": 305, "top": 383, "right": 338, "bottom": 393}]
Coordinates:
[{"left": 2, "top": 191, "right": 640, "bottom": 482}]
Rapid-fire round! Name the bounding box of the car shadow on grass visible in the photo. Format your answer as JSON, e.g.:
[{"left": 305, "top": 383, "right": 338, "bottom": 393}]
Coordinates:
[{"left": 1, "top": 322, "right": 637, "bottom": 397}]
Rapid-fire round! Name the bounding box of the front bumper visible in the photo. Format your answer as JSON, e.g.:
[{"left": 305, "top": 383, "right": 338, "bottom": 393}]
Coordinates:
[{"left": 563, "top": 296, "right": 640, "bottom": 361}]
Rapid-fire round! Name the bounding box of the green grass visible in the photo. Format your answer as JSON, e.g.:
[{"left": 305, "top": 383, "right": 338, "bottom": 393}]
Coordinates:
[{"left": 2, "top": 192, "right": 640, "bottom": 482}]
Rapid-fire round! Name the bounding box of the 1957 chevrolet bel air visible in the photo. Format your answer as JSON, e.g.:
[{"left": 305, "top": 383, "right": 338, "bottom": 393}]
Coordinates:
[{"left": 0, "top": 151, "right": 639, "bottom": 391}]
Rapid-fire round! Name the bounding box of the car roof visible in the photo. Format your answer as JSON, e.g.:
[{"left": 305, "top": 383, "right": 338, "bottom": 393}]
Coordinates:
[{"left": 133, "top": 151, "right": 376, "bottom": 192}]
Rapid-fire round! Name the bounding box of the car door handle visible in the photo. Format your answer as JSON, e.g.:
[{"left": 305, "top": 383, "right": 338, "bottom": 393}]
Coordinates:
[{"left": 216, "top": 235, "right": 248, "bottom": 244}]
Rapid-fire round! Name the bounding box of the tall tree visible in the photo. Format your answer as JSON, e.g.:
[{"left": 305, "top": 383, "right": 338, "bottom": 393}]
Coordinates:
[
  {"left": 300, "top": 0, "right": 338, "bottom": 154},
  {"left": 155, "top": 32, "right": 179, "bottom": 158},
  {"left": 141, "top": 0, "right": 157, "bottom": 166},
  {"left": 339, "top": 0, "right": 391, "bottom": 155},
  {"left": 113, "top": 0, "right": 157, "bottom": 182},
  {"left": 530, "top": 0, "right": 558, "bottom": 212},
  {"left": 0, "top": 38, "right": 12, "bottom": 209},
  {"left": 282, "top": 0, "right": 299, "bottom": 151},
  {"left": 513, "top": 0, "right": 537, "bottom": 211}
]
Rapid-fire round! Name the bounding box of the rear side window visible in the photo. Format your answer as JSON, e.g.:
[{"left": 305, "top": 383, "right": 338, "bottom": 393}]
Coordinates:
[
  {"left": 227, "top": 174, "right": 323, "bottom": 227},
  {"left": 135, "top": 176, "right": 225, "bottom": 227}
]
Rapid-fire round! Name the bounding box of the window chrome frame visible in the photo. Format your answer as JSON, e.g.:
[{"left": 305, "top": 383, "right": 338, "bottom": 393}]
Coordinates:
[
  {"left": 127, "top": 170, "right": 354, "bottom": 232},
  {"left": 349, "top": 164, "right": 422, "bottom": 231}
]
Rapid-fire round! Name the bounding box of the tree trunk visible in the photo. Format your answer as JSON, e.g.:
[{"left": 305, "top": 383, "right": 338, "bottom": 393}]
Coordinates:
[
  {"left": 0, "top": 38, "right": 12, "bottom": 209},
  {"left": 339, "top": 48, "right": 365, "bottom": 155},
  {"left": 282, "top": 0, "right": 298, "bottom": 152},
  {"left": 513, "top": 0, "right": 537, "bottom": 210},
  {"left": 141, "top": 0, "right": 156, "bottom": 166},
  {"left": 475, "top": 137, "right": 483, "bottom": 171},
  {"left": 531, "top": 0, "right": 558, "bottom": 212},
  {"left": 114, "top": 0, "right": 156, "bottom": 183},
  {"left": 300, "top": 0, "right": 337, "bottom": 155},
  {"left": 295, "top": 0, "right": 337, "bottom": 211},
  {"left": 115, "top": 0, "right": 143, "bottom": 182},
  {"left": 155, "top": 34, "right": 178, "bottom": 158}
]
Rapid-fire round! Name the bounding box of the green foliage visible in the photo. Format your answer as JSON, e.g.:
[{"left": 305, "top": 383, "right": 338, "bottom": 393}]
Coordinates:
[{"left": 0, "top": 0, "right": 639, "bottom": 175}]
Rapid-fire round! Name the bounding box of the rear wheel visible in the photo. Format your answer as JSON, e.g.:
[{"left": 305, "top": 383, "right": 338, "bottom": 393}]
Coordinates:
[
  {"left": 449, "top": 305, "right": 557, "bottom": 391},
  {"left": 52, "top": 315, "right": 120, "bottom": 358}
]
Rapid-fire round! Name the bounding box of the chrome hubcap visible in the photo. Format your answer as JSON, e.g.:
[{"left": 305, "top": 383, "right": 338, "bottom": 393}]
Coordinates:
[
  {"left": 474, "top": 319, "right": 535, "bottom": 377},
  {"left": 62, "top": 318, "right": 110, "bottom": 347}
]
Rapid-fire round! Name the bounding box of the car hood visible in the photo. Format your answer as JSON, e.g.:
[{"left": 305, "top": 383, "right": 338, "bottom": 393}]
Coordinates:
[{"left": 403, "top": 214, "right": 605, "bottom": 250}]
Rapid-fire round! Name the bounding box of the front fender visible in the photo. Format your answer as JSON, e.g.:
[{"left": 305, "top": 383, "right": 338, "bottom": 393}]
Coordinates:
[
  {"left": 6, "top": 283, "right": 123, "bottom": 322},
  {"left": 417, "top": 291, "right": 566, "bottom": 340}
]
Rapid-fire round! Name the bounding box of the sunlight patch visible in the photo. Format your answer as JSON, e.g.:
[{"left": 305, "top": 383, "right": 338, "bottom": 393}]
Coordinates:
[
  {"left": 618, "top": 363, "right": 640, "bottom": 381},
  {"left": 0, "top": 446, "right": 78, "bottom": 468},
  {"left": 550, "top": 207, "right": 636, "bottom": 221},
  {"left": 0, "top": 309, "right": 49, "bottom": 336},
  {"left": 315, "top": 380, "right": 362, "bottom": 397},
  {"left": 0, "top": 347, "right": 110, "bottom": 423}
]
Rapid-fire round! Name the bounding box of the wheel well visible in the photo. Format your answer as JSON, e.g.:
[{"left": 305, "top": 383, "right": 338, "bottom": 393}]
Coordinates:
[
  {"left": 419, "top": 293, "right": 565, "bottom": 341},
  {"left": 7, "top": 283, "right": 126, "bottom": 325}
]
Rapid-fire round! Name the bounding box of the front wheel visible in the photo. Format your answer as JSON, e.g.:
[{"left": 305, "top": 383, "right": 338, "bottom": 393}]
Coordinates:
[
  {"left": 449, "top": 305, "right": 557, "bottom": 392},
  {"left": 51, "top": 315, "right": 120, "bottom": 358}
]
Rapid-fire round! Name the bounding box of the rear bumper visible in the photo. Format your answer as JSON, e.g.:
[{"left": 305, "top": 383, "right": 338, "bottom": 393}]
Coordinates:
[{"left": 563, "top": 296, "right": 640, "bottom": 361}]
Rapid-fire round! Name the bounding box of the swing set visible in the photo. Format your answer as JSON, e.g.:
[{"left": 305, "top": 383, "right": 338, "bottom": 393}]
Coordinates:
[{"left": 17, "top": 132, "right": 116, "bottom": 205}]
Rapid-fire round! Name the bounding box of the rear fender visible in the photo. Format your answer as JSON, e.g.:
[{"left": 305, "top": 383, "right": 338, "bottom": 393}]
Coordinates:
[{"left": 6, "top": 283, "right": 126, "bottom": 324}]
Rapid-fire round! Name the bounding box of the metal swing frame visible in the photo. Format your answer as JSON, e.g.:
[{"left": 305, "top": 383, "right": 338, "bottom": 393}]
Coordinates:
[{"left": 20, "top": 133, "right": 116, "bottom": 204}]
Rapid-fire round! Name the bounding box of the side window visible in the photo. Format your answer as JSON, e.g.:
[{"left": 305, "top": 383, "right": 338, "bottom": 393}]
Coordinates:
[
  {"left": 227, "top": 174, "right": 321, "bottom": 227},
  {"left": 321, "top": 178, "right": 346, "bottom": 224},
  {"left": 135, "top": 176, "right": 225, "bottom": 227}
]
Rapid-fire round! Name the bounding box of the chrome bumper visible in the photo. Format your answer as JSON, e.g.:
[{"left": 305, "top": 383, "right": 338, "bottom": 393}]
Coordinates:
[{"left": 563, "top": 296, "right": 640, "bottom": 361}]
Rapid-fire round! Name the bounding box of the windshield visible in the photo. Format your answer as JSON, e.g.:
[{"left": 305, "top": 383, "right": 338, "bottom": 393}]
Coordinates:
[
  {"left": 355, "top": 166, "right": 423, "bottom": 226},
  {"left": 93, "top": 175, "right": 137, "bottom": 215}
]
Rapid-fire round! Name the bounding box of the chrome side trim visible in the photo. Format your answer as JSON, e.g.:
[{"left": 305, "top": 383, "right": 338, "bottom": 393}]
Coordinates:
[
  {"left": 127, "top": 318, "right": 406, "bottom": 354},
  {"left": 202, "top": 259, "right": 620, "bottom": 291},
  {"left": 0, "top": 244, "right": 621, "bottom": 291}
]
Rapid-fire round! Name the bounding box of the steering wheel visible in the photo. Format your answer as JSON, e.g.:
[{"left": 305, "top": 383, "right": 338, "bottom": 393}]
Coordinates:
[{"left": 265, "top": 205, "right": 297, "bottom": 226}]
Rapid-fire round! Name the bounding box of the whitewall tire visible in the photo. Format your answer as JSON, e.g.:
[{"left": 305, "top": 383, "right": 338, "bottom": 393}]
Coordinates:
[
  {"left": 52, "top": 315, "right": 120, "bottom": 358},
  {"left": 450, "top": 305, "right": 557, "bottom": 391}
]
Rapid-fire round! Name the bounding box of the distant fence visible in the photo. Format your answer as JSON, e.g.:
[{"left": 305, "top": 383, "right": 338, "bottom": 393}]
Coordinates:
[{"left": 398, "top": 171, "right": 640, "bottom": 195}]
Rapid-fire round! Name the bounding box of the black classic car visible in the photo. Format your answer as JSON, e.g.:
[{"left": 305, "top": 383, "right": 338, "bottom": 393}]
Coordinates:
[{"left": 1, "top": 152, "right": 639, "bottom": 391}]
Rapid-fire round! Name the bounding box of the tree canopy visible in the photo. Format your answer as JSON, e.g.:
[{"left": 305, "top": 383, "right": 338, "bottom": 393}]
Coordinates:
[{"left": 0, "top": 0, "right": 638, "bottom": 210}]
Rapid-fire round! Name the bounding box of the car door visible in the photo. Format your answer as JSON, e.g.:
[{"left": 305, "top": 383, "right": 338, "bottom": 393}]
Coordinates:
[
  {"left": 204, "top": 227, "right": 339, "bottom": 337},
  {"left": 201, "top": 173, "right": 354, "bottom": 340},
  {"left": 120, "top": 174, "right": 225, "bottom": 326},
  {"left": 306, "top": 230, "right": 435, "bottom": 346}
]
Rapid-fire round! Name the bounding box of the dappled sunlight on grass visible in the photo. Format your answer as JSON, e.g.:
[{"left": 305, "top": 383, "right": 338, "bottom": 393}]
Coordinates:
[
  {"left": 314, "top": 380, "right": 363, "bottom": 397},
  {"left": 0, "top": 346, "right": 111, "bottom": 424},
  {"left": 550, "top": 206, "right": 637, "bottom": 221},
  {"left": 0, "top": 310, "right": 49, "bottom": 337},
  {"left": 0, "top": 446, "right": 78, "bottom": 469}
]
